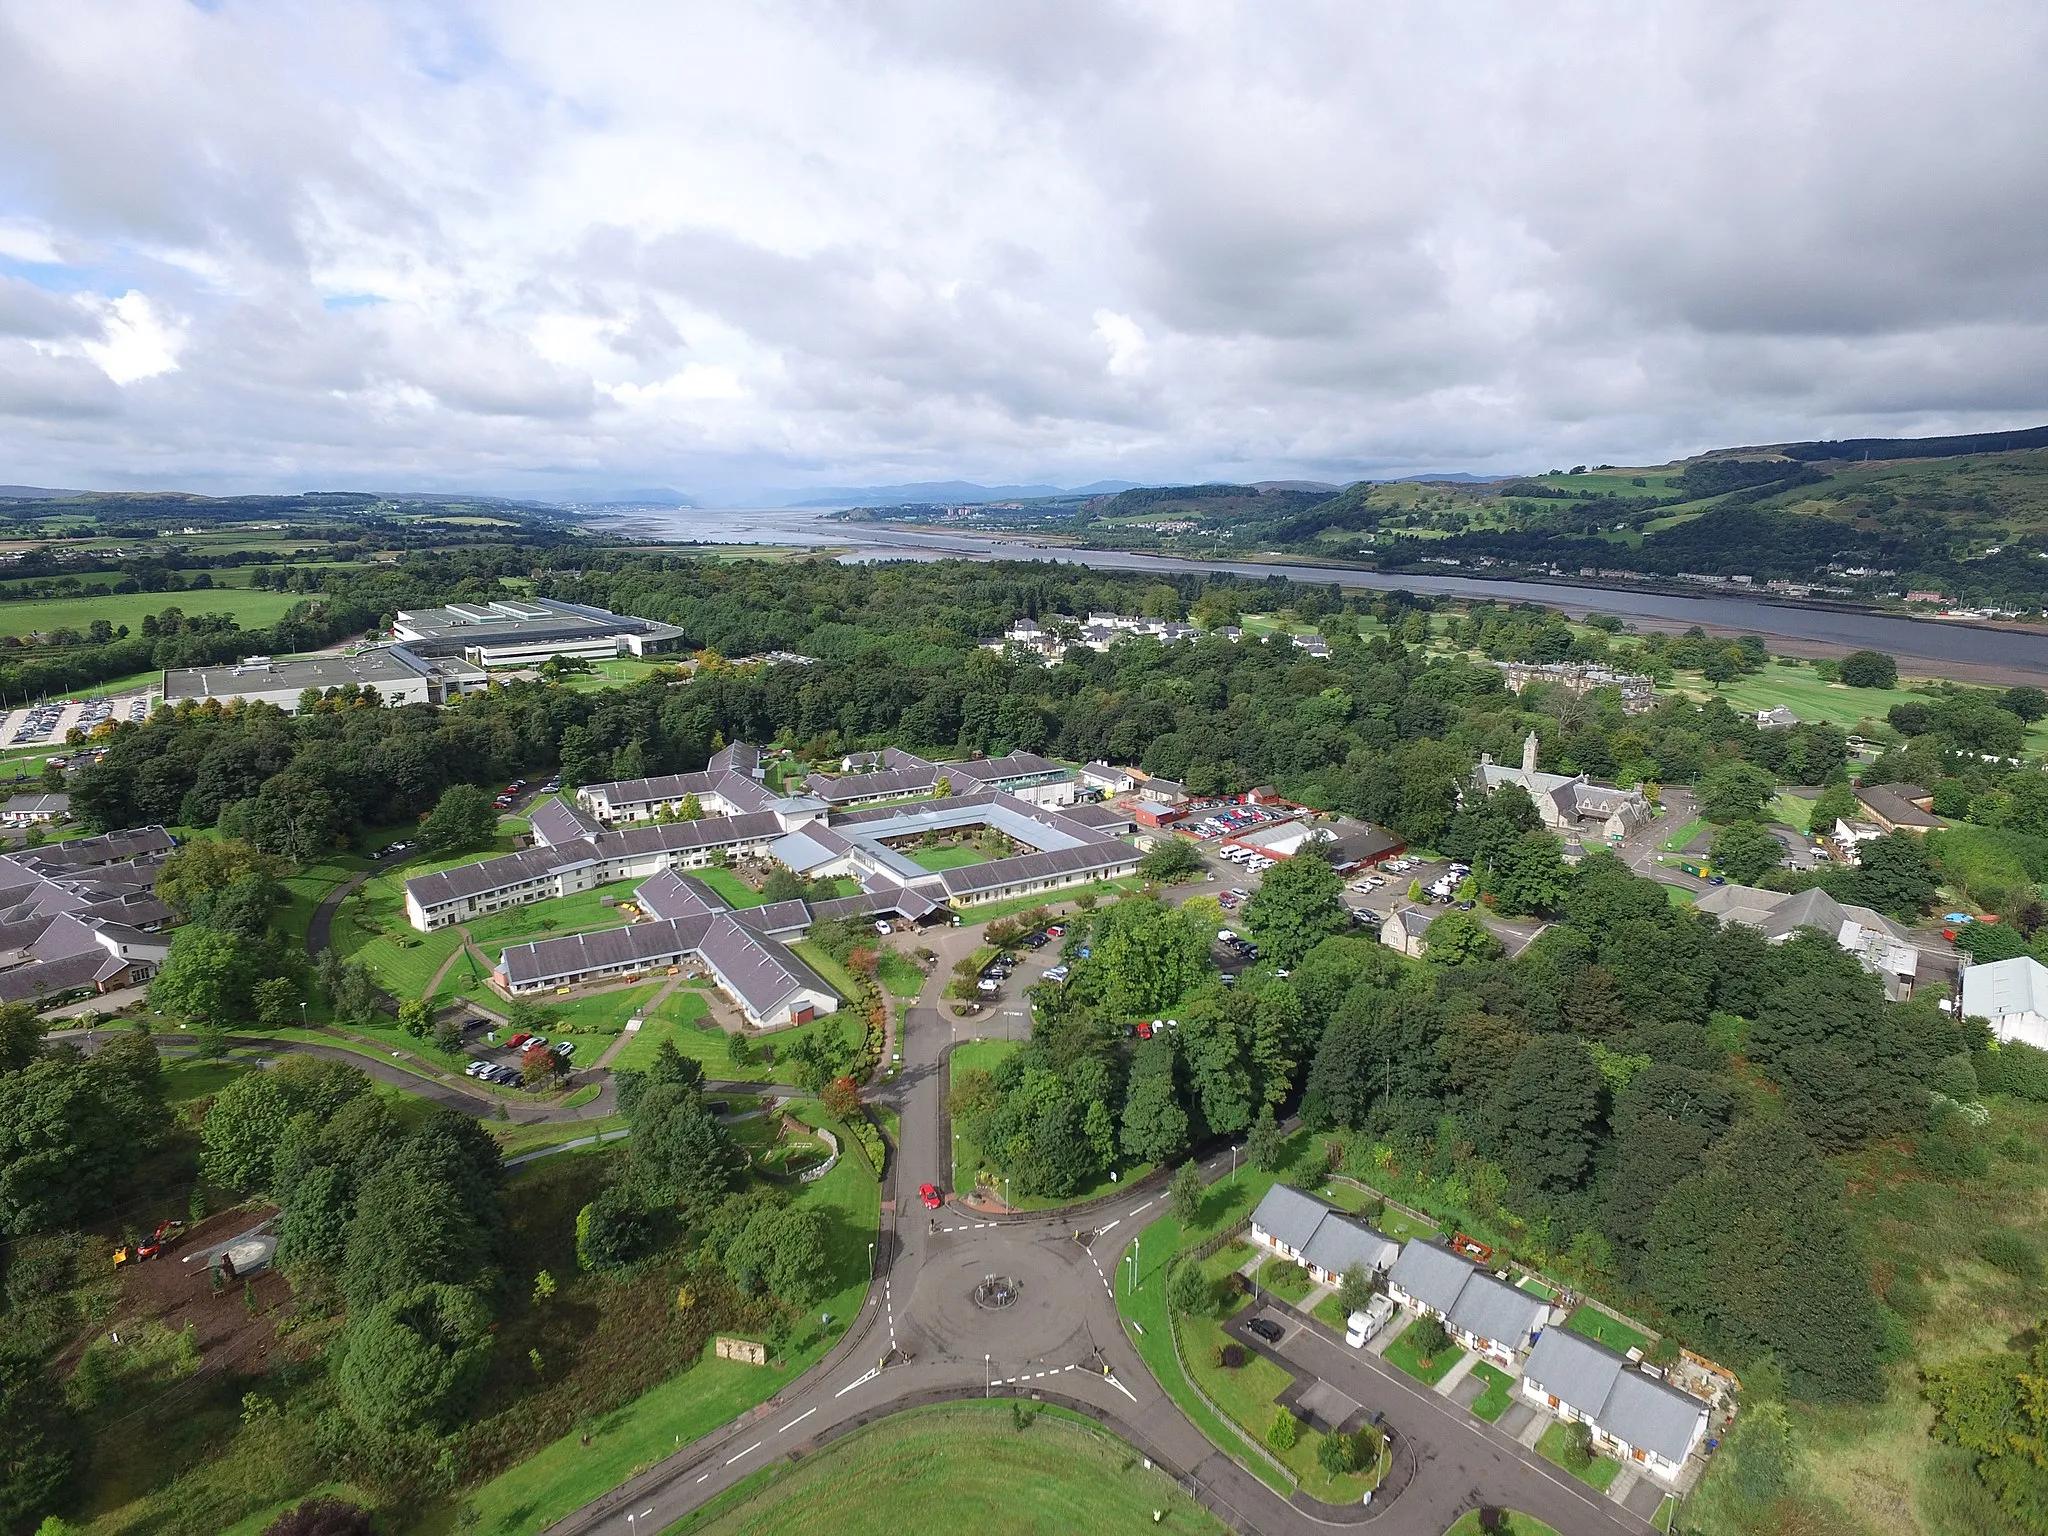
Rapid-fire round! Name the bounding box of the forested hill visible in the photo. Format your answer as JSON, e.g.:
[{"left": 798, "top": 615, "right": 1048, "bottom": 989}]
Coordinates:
[{"left": 936, "top": 424, "right": 2048, "bottom": 611}]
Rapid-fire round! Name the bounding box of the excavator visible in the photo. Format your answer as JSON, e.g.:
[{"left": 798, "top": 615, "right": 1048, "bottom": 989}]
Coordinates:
[{"left": 112, "top": 1219, "right": 185, "bottom": 1269}]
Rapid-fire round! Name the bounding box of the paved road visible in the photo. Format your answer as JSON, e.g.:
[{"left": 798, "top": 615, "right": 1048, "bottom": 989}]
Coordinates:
[{"left": 538, "top": 883, "right": 1654, "bottom": 1536}]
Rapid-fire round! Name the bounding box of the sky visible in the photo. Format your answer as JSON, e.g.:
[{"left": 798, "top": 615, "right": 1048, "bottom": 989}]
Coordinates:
[{"left": 1, "top": 1, "right": 2045, "bottom": 502}]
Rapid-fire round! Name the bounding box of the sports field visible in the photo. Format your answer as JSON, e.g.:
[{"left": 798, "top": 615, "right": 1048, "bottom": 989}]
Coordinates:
[{"left": 0, "top": 587, "right": 314, "bottom": 638}]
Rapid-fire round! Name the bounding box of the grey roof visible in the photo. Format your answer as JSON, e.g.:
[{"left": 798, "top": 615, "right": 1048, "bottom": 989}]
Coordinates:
[
  {"left": 1446, "top": 1271, "right": 1547, "bottom": 1349},
  {"left": 948, "top": 752, "right": 1070, "bottom": 785},
  {"left": 812, "top": 886, "right": 944, "bottom": 923},
  {"left": 392, "top": 596, "right": 683, "bottom": 654},
  {"left": 1302, "top": 1214, "right": 1401, "bottom": 1277},
  {"left": 162, "top": 646, "right": 434, "bottom": 704},
  {"left": 0, "top": 793, "right": 69, "bottom": 815},
  {"left": 1964, "top": 955, "right": 2048, "bottom": 1022},
  {"left": 635, "top": 869, "right": 729, "bottom": 920},
  {"left": 583, "top": 768, "right": 773, "bottom": 814},
  {"left": 405, "top": 842, "right": 596, "bottom": 907},
  {"left": 530, "top": 796, "right": 605, "bottom": 847},
  {"left": 1063, "top": 803, "right": 1135, "bottom": 833},
  {"left": 1523, "top": 1326, "right": 1625, "bottom": 1412},
  {"left": 732, "top": 899, "right": 813, "bottom": 936},
  {"left": 1856, "top": 784, "right": 1944, "bottom": 829},
  {"left": 709, "top": 742, "right": 761, "bottom": 777},
  {"left": 696, "top": 914, "right": 833, "bottom": 1018},
  {"left": 12, "top": 826, "right": 174, "bottom": 872},
  {"left": 1602, "top": 1367, "right": 1709, "bottom": 1464},
  {"left": 938, "top": 841, "right": 1136, "bottom": 897},
  {"left": 767, "top": 830, "right": 843, "bottom": 872},
  {"left": 804, "top": 762, "right": 938, "bottom": 804},
  {"left": 1387, "top": 1240, "right": 1480, "bottom": 1314},
  {"left": 1250, "top": 1183, "right": 1332, "bottom": 1251}
]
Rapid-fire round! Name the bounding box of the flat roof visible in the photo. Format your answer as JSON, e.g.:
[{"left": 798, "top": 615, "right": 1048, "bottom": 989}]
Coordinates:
[
  {"left": 164, "top": 648, "right": 427, "bottom": 702},
  {"left": 393, "top": 596, "right": 681, "bottom": 648}
]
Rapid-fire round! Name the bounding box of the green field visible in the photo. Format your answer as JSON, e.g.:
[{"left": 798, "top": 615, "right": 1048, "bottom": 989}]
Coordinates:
[
  {"left": 668, "top": 1402, "right": 1221, "bottom": 1536},
  {"left": 1667, "top": 660, "right": 1993, "bottom": 746},
  {"left": 1564, "top": 1304, "right": 1651, "bottom": 1357},
  {"left": 692, "top": 867, "right": 766, "bottom": 909},
  {"left": 876, "top": 948, "right": 924, "bottom": 998},
  {"left": 460, "top": 1102, "right": 881, "bottom": 1534},
  {"left": 0, "top": 587, "right": 315, "bottom": 639},
  {"left": 909, "top": 845, "right": 988, "bottom": 872},
  {"left": 950, "top": 1038, "right": 1021, "bottom": 1194}
]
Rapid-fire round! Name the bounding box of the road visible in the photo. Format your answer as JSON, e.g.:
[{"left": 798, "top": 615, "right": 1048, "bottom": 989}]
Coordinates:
[{"left": 538, "top": 859, "right": 1655, "bottom": 1536}]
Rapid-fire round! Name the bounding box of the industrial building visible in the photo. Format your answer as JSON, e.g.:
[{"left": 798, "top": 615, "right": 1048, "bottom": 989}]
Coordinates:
[
  {"left": 162, "top": 645, "right": 488, "bottom": 713},
  {"left": 391, "top": 596, "right": 687, "bottom": 667}
]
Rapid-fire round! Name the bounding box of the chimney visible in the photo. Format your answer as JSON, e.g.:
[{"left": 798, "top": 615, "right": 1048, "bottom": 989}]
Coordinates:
[{"left": 1522, "top": 731, "right": 1539, "bottom": 775}]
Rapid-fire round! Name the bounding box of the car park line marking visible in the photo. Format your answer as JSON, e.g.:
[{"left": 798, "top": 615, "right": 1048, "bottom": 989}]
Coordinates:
[
  {"left": 726, "top": 1442, "right": 762, "bottom": 1466},
  {"left": 696, "top": 1473, "right": 709, "bottom": 1484},
  {"left": 779, "top": 1408, "right": 816, "bottom": 1433}
]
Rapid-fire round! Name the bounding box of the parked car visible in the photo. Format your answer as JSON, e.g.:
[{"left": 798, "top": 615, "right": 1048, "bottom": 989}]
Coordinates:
[
  {"left": 553, "top": 1042, "right": 576, "bottom": 1058},
  {"left": 919, "top": 1182, "right": 943, "bottom": 1210},
  {"left": 1135, "top": 1021, "right": 1153, "bottom": 1040},
  {"left": 1246, "top": 1317, "right": 1286, "bottom": 1344},
  {"left": 505, "top": 1032, "right": 533, "bottom": 1050}
]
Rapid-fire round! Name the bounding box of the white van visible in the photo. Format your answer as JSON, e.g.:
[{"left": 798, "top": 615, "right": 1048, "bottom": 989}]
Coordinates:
[{"left": 1345, "top": 1295, "right": 1396, "bottom": 1348}]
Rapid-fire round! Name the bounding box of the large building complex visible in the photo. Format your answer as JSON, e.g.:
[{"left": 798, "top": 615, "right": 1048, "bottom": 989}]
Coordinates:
[
  {"left": 162, "top": 645, "right": 489, "bottom": 713},
  {"left": 0, "top": 825, "right": 178, "bottom": 1006},
  {"left": 391, "top": 596, "right": 687, "bottom": 667}
]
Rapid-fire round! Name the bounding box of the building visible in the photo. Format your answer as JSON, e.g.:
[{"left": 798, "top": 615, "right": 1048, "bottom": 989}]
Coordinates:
[
  {"left": 1384, "top": 1241, "right": 1550, "bottom": 1364},
  {"left": 1833, "top": 818, "right": 1886, "bottom": 862},
  {"left": 1474, "top": 733, "right": 1652, "bottom": 841},
  {"left": 162, "top": 645, "right": 488, "bottom": 713},
  {"left": 1694, "top": 883, "right": 1921, "bottom": 1001},
  {"left": 1854, "top": 783, "right": 1945, "bottom": 834},
  {"left": 1136, "top": 778, "right": 1188, "bottom": 805},
  {"left": 1754, "top": 706, "right": 1800, "bottom": 728},
  {"left": 1962, "top": 955, "right": 2048, "bottom": 1051},
  {"left": 1493, "top": 660, "right": 1655, "bottom": 714},
  {"left": 0, "top": 793, "right": 69, "bottom": 825},
  {"left": 1380, "top": 906, "right": 1435, "bottom": 958},
  {"left": 1248, "top": 1185, "right": 1400, "bottom": 1285},
  {"left": 0, "top": 825, "right": 178, "bottom": 1007},
  {"left": 410, "top": 741, "right": 1134, "bottom": 933},
  {"left": 1520, "top": 1328, "right": 1709, "bottom": 1482},
  {"left": 1225, "top": 815, "right": 1402, "bottom": 871},
  {"left": 1080, "top": 762, "right": 1136, "bottom": 795},
  {"left": 391, "top": 596, "right": 687, "bottom": 667},
  {"left": 800, "top": 748, "right": 1077, "bottom": 810}
]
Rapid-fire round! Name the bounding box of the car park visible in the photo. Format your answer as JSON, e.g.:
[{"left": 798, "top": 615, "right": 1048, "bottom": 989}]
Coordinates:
[{"left": 1246, "top": 1317, "right": 1286, "bottom": 1344}]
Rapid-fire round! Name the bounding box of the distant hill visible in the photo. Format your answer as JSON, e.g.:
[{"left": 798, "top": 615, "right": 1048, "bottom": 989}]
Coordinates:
[
  {"left": 0, "top": 485, "right": 82, "bottom": 500},
  {"left": 1752, "top": 424, "right": 2048, "bottom": 464},
  {"left": 785, "top": 479, "right": 1148, "bottom": 508}
]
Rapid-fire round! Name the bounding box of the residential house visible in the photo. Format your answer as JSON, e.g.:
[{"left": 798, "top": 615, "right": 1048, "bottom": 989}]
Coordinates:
[
  {"left": 1754, "top": 706, "right": 1800, "bottom": 728},
  {"left": 0, "top": 793, "right": 69, "bottom": 825},
  {"left": 1962, "top": 955, "right": 2048, "bottom": 1051},
  {"left": 1380, "top": 906, "right": 1435, "bottom": 958},
  {"left": 1474, "top": 733, "right": 1651, "bottom": 841},
  {"left": 1385, "top": 1241, "right": 1549, "bottom": 1364},
  {"left": 1520, "top": 1328, "right": 1709, "bottom": 1482},
  {"left": 1694, "top": 882, "right": 1921, "bottom": 1000},
  {"left": 1247, "top": 1185, "right": 1400, "bottom": 1286},
  {"left": 1080, "top": 762, "right": 1136, "bottom": 795}
]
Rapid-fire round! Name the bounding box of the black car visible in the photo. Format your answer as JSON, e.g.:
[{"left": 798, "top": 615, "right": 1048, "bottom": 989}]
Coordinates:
[{"left": 1246, "top": 1317, "right": 1285, "bottom": 1344}]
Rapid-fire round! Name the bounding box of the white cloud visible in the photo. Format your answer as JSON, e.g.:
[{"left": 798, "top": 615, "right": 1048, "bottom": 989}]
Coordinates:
[
  {"left": 0, "top": 0, "right": 2039, "bottom": 494},
  {"left": 78, "top": 291, "right": 184, "bottom": 384}
]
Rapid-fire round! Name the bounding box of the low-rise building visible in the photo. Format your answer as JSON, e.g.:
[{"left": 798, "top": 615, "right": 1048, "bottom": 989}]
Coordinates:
[
  {"left": 391, "top": 596, "right": 686, "bottom": 667},
  {"left": 0, "top": 793, "right": 69, "bottom": 825},
  {"left": 0, "top": 825, "right": 177, "bottom": 1007},
  {"left": 1380, "top": 906, "right": 1435, "bottom": 958},
  {"left": 1248, "top": 1185, "right": 1400, "bottom": 1285},
  {"left": 1474, "top": 732, "right": 1651, "bottom": 841},
  {"left": 1854, "top": 783, "right": 1945, "bottom": 834},
  {"left": 1754, "top": 706, "right": 1800, "bottom": 728},
  {"left": 163, "top": 645, "right": 488, "bottom": 713},
  {"left": 1493, "top": 660, "right": 1655, "bottom": 714},
  {"left": 1385, "top": 1241, "right": 1549, "bottom": 1365},
  {"left": 1225, "top": 815, "right": 1402, "bottom": 871},
  {"left": 1962, "top": 955, "right": 2048, "bottom": 1051},
  {"left": 1080, "top": 762, "right": 1136, "bottom": 795},
  {"left": 1520, "top": 1328, "right": 1709, "bottom": 1482},
  {"left": 1694, "top": 883, "right": 1921, "bottom": 1001}
]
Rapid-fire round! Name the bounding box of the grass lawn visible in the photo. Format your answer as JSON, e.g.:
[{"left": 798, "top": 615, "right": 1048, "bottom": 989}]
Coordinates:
[
  {"left": 1443, "top": 1512, "right": 1561, "bottom": 1536},
  {"left": 1657, "top": 817, "right": 1706, "bottom": 852},
  {"left": 1310, "top": 1293, "right": 1350, "bottom": 1333},
  {"left": 1771, "top": 790, "right": 1818, "bottom": 831},
  {"left": 1515, "top": 1274, "right": 1561, "bottom": 1303},
  {"left": 876, "top": 948, "right": 924, "bottom": 998},
  {"left": 1565, "top": 1304, "right": 1651, "bottom": 1357},
  {"left": 1468, "top": 1361, "right": 1516, "bottom": 1422},
  {"left": 1319, "top": 1180, "right": 1438, "bottom": 1240},
  {"left": 1671, "top": 662, "right": 1926, "bottom": 739},
  {"left": 958, "top": 879, "right": 1138, "bottom": 926},
  {"left": 530, "top": 982, "right": 665, "bottom": 1041},
  {"left": 788, "top": 941, "right": 857, "bottom": 1003},
  {"left": 1382, "top": 1318, "right": 1465, "bottom": 1386},
  {"left": 667, "top": 1402, "right": 1222, "bottom": 1536},
  {"left": 459, "top": 1101, "right": 880, "bottom": 1535},
  {"left": 693, "top": 867, "right": 765, "bottom": 909},
  {"left": 490, "top": 1114, "right": 627, "bottom": 1161},
  {"left": 949, "top": 1038, "right": 1019, "bottom": 1194},
  {"left": 908, "top": 845, "right": 988, "bottom": 872},
  {"left": 0, "top": 586, "right": 314, "bottom": 638},
  {"left": 1256, "top": 1257, "right": 1313, "bottom": 1303},
  {"left": 1536, "top": 1420, "right": 1623, "bottom": 1492}
]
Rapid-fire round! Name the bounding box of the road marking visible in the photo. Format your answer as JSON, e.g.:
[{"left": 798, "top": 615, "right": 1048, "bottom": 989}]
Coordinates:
[
  {"left": 1133, "top": 1199, "right": 1154, "bottom": 1213},
  {"left": 1097, "top": 1218, "right": 1119, "bottom": 1233},
  {"left": 1105, "top": 1372, "right": 1137, "bottom": 1403},
  {"left": 726, "top": 1442, "right": 762, "bottom": 1466},
  {"left": 696, "top": 1473, "right": 709, "bottom": 1484},
  {"left": 836, "top": 1366, "right": 880, "bottom": 1397},
  {"left": 779, "top": 1408, "right": 816, "bottom": 1433}
]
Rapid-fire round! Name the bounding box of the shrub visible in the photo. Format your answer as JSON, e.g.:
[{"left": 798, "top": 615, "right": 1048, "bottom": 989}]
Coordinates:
[
  {"left": 1317, "top": 1429, "right": 1356, "bottom": 1476},
  {"left": 1558, "top": 1419, "right": 1594, "bottom": 1471},
  {"left": 1219, "top": 1342, "right": 1246, "bottom": 1369},
  {"left": 1974, "top": 1041, "right": 2048, "bottom": 1102},
  {"left": 1406, "top": 1314, "right": 1450, "bottom": 1360},
  {"left": 1976, "top": 1229, "right": 2039, "bottom": 1280},
  {"left": 1267, "top": 1407, "right": 1298, "bottom": 1451}
]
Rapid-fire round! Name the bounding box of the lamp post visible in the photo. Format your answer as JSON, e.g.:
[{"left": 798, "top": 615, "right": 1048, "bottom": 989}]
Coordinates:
[
  {"left": 868, "top": 1240, "right": 875, "bottom": 1277},
  {"left": 626, "top": 1508, "right": 653, "bottom": 1533},
  {"left": 985, "top": 1353, "right": 991, "bottom": 1398}
]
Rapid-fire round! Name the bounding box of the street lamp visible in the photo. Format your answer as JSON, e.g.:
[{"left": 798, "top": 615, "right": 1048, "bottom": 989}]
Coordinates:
[
  {"left": 868, "top": 1240, "right": 875, "bottom": 1277},
  {"left": 985, "top": 1353, "right": 991, "bottom": 1398},
  {"left": 626, "top": 1509, "right": 653, "bottom": 1533}
]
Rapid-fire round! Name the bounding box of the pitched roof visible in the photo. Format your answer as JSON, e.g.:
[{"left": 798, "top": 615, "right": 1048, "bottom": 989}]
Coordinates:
[
  {"left": 1387, "top": 1240, "right": 1477, "bottom": 1314},
  {"left": 937, "top": 840, "right": 1135, "bottom": 897},
  {"left": 1523, "top": 1325, "right": 1624, "bottom": 1410},
  {"left": 1602, "top": 1368, "right": 1709, "bottom": 1465},
  {"left": 1302, "top": 1214, "right": 1401, "bottom": 1277},
  {"left": 1446, "top": 1271, "right": 1547, "bottom": 1348},
  {"left": 1249, "top": 1183, "right": 1331, "bottom": 1251},
  {"left": 530, "top": 795, "right": 605, "bottom": 847}
]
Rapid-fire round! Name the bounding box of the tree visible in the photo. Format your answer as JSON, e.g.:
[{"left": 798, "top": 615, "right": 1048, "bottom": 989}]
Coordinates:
[
  {"left": 1422, "top": 910, "right": 1501, "bottom": 968},
  {"left": 253, "top": 975, "right": 301, "bottom": 1029},
  {"left": 1317, "top": 1428, "right": 1357, "bottom": 1476},
  {"left": 576, "top": 1184, "right": 653, "bottom": 1272},
  {"left": 1166, "top": 1259, "right": 1210, "bottom": 1317},
  {"left": 149, "top": 925, "right": 263, "bottom": 1025},
  {"left": 2002, "top": 685, "right": 2048, "bottom": 723},
  {"left": 1805, "top": 781, "right": 1858, "bottom": 835},
  {"left": 1492, "top": 1036, "right": 1605, "bottom": 1193},
  {"left": 1405, "top": 1314, "right": 1449, "bottom": 1361},
  {"left": 0, "top": 1350, "right": 78, "bottom": 1532},
  {"left": 1839, "top": 650, "right": 1899, "bottom": 689},
  {"left": 703, "top": 1192, "right": 832, "bottom": 1304},
  {"left": 1852, "top": 832, "right": 1937, "bottom": 915},
  {"left": 1170, "top": 1160, "right": 1204, "bottom": 1223},
  {"left": 1245, "top": 1104, "right": 1284, "bottom": 1172},
  {"left": 1089, "top": 897, "right": 1213, "bottom": 1016},
  {"left": 1697, "top": 761, "right": 1778, "bottom": 823},
  {"left": 1138, "top": 838, "right": 1204, "bottom": 883},
  {"left": 1490, "top": 830, "right": 1569, "bottom": 916},
  {"left": 1926, "top": 1332, "right": 2048, "bottom": 1529},
  {"left": 1268, "top": 1408, "right": 1297, "bottom": 1451},
  {"left": 0, "top": 1004, "right": 40, "bottom": 1075},
  {"left": 1557, "top": 1419, "right": 1594, "bottom": 1471},
  {"left": 678, "top": 792, "right": 704, "bottom": 820},
  {"left": 1644, "top": 1117, "right": 1884, "bottom": 1402},
  {"left": 627, "top": 1083, "right": 745, "bottom": 1216},
  {"left": 1336, "top": 1263, "right": 1373, "bottom": 1317},
  {"left": 519, "top": 1043, "right": 559, "bottom": 1088},
  {"left": 1709, "top": 821, "right": 1783, "bottom": 885},
  {"left": 1120, "top": 1051, "right": 1190, "bottom": 1165},
  {"left": 417, "top": 784, "right": 501, "bottom": 856},
  {"left": 1243, "top": 848, "right": 1350, "bottom": 967},
  {"left": 262, "top": 1499, "right": 376, "bottom": 1536},
  {"left": 396, "top": 999, "right": 433, "bottom": 1040},
  {"left": 336, "top": 1282, "right": 493, "bottom": 1437},
  {"left": 154, "top": 838, "right": 289, "bottom": 921},
  {"left": 340, "top": 1136, "right": 495, "bottom": 1315}
]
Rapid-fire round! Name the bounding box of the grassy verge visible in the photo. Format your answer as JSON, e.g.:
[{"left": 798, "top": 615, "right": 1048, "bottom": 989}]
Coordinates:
[
  {"left": 662, "top": 1401, "right": 1222, "bottom": 1536},
  {"left": 1658, "top": 818, "right": 1706, "bottom": 853},
  {"left": 1536, "top": 1420, "right": 1623, "bottom": 1492},
  {"left": 693, "top": 867, "right": 765, "bottom": 909},
  {"left": 789, "top": 941, "right": 858, "bottom": 1003},
  {"left": 1179, "top": 1307, "right": 1378, "bottom": 1501},
  {"left": 876, "top": 949, "right": 924, "bottom": 998},
  {"left": 491, "top": 1115, "right": 628, "bottom": 1161},
  {"left": 1468, "top": 1361, "right": 1515, "bottom": 1422},
  {"left": 458, "top": 1100, "right": 881, "bottom": 1534},
  {"left": 1564, "top": 1304, "right": 1651, "bottom": 1357},
  {"left": 1382, "top": 1319, "right": 1464, "bottom": 1386},
  {"left": 948, "top": 1039, "right": 1020, "bottom": 1194},
  {"left": 1443, "top": 1512, "right": 1561, "bottom": 1536}
]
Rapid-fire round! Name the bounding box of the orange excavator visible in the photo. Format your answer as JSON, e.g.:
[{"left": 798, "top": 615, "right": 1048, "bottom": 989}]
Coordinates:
[{"left": 112, "top": 1219, "right": 185, "bottom": 1268}]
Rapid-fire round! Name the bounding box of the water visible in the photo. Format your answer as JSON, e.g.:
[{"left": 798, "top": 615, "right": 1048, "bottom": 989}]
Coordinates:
[{"left": 589, "top": 507, "right": 2048, "bottom": 681}]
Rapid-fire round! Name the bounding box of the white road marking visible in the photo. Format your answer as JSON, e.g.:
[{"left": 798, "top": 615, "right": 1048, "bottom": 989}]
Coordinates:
[
  {"left": 779, "top": 1408, "right": 816, "bottom": 1433},
  {"left": 1105, "top": 1372, "right": 1137, "bottom": 1403},
  {"left": 696, "top": 1473, "right": 710, "bottom": 1484},
  {"left": 1133, "top": 1199, "right": 1154, "bottom": 1213},
  {"left": 1097, "top": 1218, "right": 1119, "bottom": 1233},
  {"left": 726, "top": 1442, "right": 762, "bottom": 1466},
  {"left": 836, "top": 1366, "right": 881, "bottom": 1397}
]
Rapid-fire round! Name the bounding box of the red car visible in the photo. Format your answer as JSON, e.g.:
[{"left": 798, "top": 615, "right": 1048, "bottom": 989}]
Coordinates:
[
  {"left": 1135, "top": 1021, "right": 1154, "bottom": 1040},
  {"left": 505, "top": 1032, "right": 533, "bottom": 1050},
  {"left": 919, "top": 1182, "right": 943, "bottom": 1210}
]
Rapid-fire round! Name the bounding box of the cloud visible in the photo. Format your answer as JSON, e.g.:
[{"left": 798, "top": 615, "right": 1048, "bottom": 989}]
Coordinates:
[{"left": 0, "top": 0, "right": 2039, "bottom": 494}]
